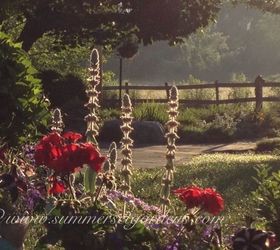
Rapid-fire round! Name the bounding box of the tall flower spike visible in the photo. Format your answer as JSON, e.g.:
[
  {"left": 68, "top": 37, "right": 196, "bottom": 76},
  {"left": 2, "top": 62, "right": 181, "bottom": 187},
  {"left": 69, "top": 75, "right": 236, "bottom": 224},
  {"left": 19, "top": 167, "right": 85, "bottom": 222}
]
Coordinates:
[
  {"left": 85, "top": 48, "right": 101, "bottom": 144},
  {"left": 160, "top": 86, "right": 179, "bottom": 214},
  {"left": 120, "top": 94, "right": 134, "bottom": 216},
  {"left": 51, "top": 108, "right": 64, "bottom": 133}
]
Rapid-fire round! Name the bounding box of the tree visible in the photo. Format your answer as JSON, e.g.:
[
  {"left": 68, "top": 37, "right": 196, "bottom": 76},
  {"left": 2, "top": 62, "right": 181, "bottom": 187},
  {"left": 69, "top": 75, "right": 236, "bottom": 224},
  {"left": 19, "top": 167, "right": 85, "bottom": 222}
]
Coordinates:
[
  {"left": 0, "top": 0, "right": 222, "bottom": 55},
  {"left": 180, "top": 29, "right": 230, "bottom": 72}
]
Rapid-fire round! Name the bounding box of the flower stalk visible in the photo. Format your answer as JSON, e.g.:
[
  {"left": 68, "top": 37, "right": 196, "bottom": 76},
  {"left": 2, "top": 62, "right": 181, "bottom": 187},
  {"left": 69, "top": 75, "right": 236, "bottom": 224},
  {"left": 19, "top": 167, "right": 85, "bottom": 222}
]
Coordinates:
[
  {"left": 160, "top": 86, "right": 179, "bottom": 214},
  {"left": 51, "top": 108, "right": 64, "bottom": 133},
  {"left": 120, "top": 94, "right": 134, "bottom": 216},
  {"left": 85, "top": 48, "right": 101, "bottom": 146}
]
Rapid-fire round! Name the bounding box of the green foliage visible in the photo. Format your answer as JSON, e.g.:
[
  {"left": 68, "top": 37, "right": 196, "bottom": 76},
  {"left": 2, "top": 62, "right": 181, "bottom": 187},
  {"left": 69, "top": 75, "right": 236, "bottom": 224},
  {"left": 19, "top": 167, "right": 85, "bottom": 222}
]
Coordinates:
[
  {"left": 177, "top": 104, "right": 280, "bottom": 143},
  {"left": 0, "top": 32, "right": 49, "bottom": 146},
  {"left": 29, "top": 34, "right": 91, "bottom": 80},
  {"left": 0, "top": 0, "right": 221, "bottom": 53},
  {"left": 84, "top": 166, "right": 97, "bottom": 194},
  {"left": 36, "top": 201, "right": 158, "bottom": 250},
  {"left": 133, "top": 103, "right": 169, "bottom": 124},
  {"left": 253, "top": 167, "right": 280, "bottom": 238},
  {"left": 99, "top": 101, "right": 280, "bottom": 143},
  {"left": 100, "top": 108, "right": 121, "bottom": 121},
  {"left": 180, "top": 75, "right": 215, "bottom": 101},
  {"left": 180, "top": 29, "right": 230, "bottom": 72},
  {"left": 39, "top": 70, "right": 88, "bottom": 132},
  {"left": 178, "top": 105, "right": 246, "bottom": 143},
  {"left": 101, "top": 71, "right": 119, "bottom": 105},
  {"left": 228, "top": 73, "right": 251, "bottom": 99}
]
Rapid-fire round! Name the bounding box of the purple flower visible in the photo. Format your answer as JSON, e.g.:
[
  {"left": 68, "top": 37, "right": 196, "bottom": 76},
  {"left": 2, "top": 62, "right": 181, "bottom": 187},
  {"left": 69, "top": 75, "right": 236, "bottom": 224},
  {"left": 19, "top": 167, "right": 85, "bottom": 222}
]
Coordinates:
[
  {"left": 23, "top": 144, "right": 35, "bottom": 164},
  {"left": 107, "top": 190, "right": 162, "bottom": 215},
  {"left": 203, "top": 225, "right": 214, "bottom": 238},
  {"left": 25, "top": 188, "right": 43, "bottom": 211},
  {"left": 165, "top": 241, "right": 179, "bottom": 250}
]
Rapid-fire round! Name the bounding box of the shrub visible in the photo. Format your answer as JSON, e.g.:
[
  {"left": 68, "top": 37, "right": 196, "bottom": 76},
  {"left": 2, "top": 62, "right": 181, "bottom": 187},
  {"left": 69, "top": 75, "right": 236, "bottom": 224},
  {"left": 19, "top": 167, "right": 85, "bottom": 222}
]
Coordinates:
[
  {"left": 228, "top": 73, "right": 251, "bottom": 99},
  {"left": 178, "top": 125, "right": 206, "bottom": 143},
  {"left": 256, "top": 138, "right": 280, "bottom": 152},
  {"left": 101, "top": 71, "right": 119, "bottom": 107},
  {"left": 133, "top": 102, "right": 168, "bottom": 124},
  {"left": 0, "top": 32, "right": 49, "bottom": 146},
  {"left": 253, "top": 167, "right": 280, "bottom": 239},
  {"left": 179, "top": 75, "right": 215, "bottom": 101},
  {"left": 100, "top": 108, "right": 121, "bottom": 121},
  {"left": 40, "top": 70, "right": 87, "bottom": 107},
  {"left": 39, "top": 70, "right": 88, "bottom": 131}
]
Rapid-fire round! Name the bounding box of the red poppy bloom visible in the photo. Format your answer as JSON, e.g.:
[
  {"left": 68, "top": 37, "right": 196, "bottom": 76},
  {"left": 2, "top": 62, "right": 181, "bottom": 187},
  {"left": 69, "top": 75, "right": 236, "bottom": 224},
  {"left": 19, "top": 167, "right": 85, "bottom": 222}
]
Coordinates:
[
  {"left": 173, "top": 186, "right": 204, "bottom": 209},
  {"left": 49, "top": 179, "right": 65, "bottom": 195},
  {"left": 62, "top": 131, "right": 82, "bottom": 143},
  {"left": 201, "top": 188, "right": 224, "bottom": 215},
  {"left": 34, "top": 132, "right": 105, "bottom": 174},
  {"left": 173, "top": 186, "right": 224, "bottom": 215}
]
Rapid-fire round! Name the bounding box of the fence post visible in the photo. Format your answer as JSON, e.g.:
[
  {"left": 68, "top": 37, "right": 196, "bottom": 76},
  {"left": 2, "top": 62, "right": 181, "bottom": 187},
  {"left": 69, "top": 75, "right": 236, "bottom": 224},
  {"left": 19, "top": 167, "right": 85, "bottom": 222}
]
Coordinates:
[
  {"left": 215, "top": 80, "right": 219, "bottom": 104},
  {"left": 125, "top": 82, "right": 129, "bottom": 95},
  {"left": 119, "top": 57, "right": 123, "bottom": 108},
  {"left": 255, "top": 75, "right": 264, "bottom": 112},
  {"left": 165, "top": 82, "right": 170, "bottom": 100}
]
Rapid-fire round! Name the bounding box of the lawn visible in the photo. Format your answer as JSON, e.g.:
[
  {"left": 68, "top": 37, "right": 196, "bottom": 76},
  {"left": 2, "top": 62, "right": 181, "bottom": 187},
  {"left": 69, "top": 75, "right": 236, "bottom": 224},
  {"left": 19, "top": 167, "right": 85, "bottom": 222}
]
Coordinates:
[{"left": 132, "top": 153, "right": 280, "bottom": 227}]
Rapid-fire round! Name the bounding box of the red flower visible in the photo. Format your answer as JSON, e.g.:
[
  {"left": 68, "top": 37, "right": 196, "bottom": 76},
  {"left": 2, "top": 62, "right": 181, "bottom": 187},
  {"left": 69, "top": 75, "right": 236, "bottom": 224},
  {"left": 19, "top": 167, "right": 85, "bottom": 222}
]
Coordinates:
[
  {"left": 80, "top": 143, "right": 106, "bottom": 172},
  {"left": 34, "top": 132, "right": 63, "bottom": 167},
  {"left": 173, "top": 186, "right": 204, "bottom": 209},
  {"left": 34, "top": 132, "right": 105, "bottom": 174},
  {"left": 201, "top": 188, "right": 224, "bottom": 215},
  {"left": 49, "top": 179, "right": 65, "bottom": 195},
  {"left": 62, "top": 131, "right": 82, "bottom": 143},
  {"left": 173, "top": 186, "right": 224, "bottom": 215}
]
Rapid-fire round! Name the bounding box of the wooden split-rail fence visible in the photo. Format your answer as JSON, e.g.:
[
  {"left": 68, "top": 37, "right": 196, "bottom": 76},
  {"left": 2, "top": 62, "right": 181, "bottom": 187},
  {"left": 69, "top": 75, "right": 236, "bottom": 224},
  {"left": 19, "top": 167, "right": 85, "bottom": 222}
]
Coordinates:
[{"left": 102, "top": 76, "right": 280, "bottom": 111}]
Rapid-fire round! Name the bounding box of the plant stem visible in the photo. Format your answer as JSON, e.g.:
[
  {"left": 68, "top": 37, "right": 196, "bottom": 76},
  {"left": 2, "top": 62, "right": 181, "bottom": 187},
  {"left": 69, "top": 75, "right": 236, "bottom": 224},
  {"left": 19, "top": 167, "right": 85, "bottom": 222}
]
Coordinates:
[
  {"left": 94, "top": 180, "right": 104, "bottom": 203},
  {"left": 122, "top": 192, "right": 127, "bottom": 218},
  {"left": 68, "top": 174, "right": 76, "bottom": 200}
]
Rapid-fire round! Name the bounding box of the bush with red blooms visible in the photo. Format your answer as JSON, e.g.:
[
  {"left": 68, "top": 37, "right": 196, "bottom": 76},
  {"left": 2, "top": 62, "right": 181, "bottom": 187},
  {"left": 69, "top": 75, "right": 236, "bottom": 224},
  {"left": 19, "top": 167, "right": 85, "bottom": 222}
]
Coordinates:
[
  {"left": 34, "top": 131, "right": 105, "bottom": 195},
  {"left": 34, "top": 131, "right": 105, "bottom": 174},
  {"left": 173, "top": 186, "right": 224, "bottom": 215}
]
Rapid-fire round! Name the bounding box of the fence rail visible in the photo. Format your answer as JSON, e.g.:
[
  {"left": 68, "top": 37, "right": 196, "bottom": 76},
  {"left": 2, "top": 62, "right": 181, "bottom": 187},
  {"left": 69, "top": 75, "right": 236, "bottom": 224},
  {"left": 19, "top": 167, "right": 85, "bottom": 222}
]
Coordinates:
[{"left": 102, "top": 76, "right": 280, "bottom": 110}]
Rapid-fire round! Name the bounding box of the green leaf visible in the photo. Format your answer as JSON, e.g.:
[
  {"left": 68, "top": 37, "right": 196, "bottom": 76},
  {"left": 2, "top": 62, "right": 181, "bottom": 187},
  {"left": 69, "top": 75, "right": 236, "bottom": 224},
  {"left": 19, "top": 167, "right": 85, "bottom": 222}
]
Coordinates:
[{"left": 84, "top": 165, "right": 97, "bottom": 194}]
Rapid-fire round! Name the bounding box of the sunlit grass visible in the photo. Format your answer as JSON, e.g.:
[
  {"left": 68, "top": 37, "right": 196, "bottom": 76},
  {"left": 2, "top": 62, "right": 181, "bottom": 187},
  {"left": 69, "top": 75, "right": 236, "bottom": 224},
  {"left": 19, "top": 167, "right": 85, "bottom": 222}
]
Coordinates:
[{"left": 132, "top": 153, "right": 280, "bottom": 227}]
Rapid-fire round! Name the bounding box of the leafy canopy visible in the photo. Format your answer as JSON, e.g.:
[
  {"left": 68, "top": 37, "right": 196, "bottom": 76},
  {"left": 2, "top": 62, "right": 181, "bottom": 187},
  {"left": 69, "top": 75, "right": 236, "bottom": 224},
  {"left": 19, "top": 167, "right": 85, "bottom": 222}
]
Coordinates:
[{"left": 0, "top": 0, "right": 222, "bottom": 55}]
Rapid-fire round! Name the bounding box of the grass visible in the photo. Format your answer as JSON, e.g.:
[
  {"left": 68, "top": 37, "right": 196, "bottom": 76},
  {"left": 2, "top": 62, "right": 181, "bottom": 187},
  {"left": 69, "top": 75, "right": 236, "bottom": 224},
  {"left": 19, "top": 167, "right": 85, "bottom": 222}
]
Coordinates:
[
  {"left": 132, "top": 153, "right": 280, "bottom": 227},
  {"left": 24, "top": 153, "right": 280, "bottom": 248}
]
